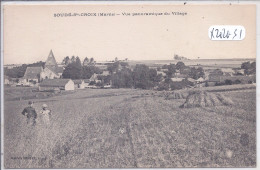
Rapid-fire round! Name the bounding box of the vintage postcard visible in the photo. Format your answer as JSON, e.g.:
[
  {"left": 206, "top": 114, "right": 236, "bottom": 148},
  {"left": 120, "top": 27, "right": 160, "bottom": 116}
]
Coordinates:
[{"left": 1, "top": 1, "right": 257, "bottom": 169}]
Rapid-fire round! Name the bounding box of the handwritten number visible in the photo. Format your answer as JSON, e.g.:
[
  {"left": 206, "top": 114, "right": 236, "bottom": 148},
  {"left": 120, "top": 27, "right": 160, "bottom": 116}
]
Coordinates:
[
  {"left": 210, "top": 26, "right": 244, "bottom": 40},
  {"left": 210, "top": 28, "right": 215, "bottom": 39},
  {"left": 233, "top": 29, "right": 237, "bottom": 40}
]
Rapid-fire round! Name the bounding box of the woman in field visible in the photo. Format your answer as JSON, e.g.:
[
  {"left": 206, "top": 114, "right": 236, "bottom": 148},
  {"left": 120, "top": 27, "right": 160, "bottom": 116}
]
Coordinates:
[{"left": 39, "top": 104, "right": 52, "bottom": 127}]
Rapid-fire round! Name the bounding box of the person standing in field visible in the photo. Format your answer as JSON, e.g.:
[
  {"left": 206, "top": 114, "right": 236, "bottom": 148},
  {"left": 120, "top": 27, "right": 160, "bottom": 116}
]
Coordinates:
[
  {"left": 39, "top": 104, "right": 51, "bottom": 127},
  {"left": 21, "top": 101, "right": 37, "bottom": 126}
]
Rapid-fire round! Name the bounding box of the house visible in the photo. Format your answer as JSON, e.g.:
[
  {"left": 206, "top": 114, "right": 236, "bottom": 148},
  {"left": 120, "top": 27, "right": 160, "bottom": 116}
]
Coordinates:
[
  {"left": 186, "top": 78, "right": 196, "bottom": 85},
  {"left": 233, "top": 68, "right": 245, "bottom": 75},
  {"left": 208, "top": 74, "right": 222, "bottom": 82},
  {"left": 101, "top": 71, "right": 110, "bottom": 76},
  {"left": 89, "top": 73, "right": 101, "bottom": 83},
  {"left": 23, "top": 66, "right": 43, "bottom": 85},
  {"left": 174, "top": 70, "right": 181, "bottom": 76},
  {"left": 195, "top": 77, "right": 205, "bottom": 83},
  {"left": 42, "top": 50, "right": 64, "bottom": 79},
  {"left": 90, "top": 73, "right": 98, "bottom": 82},
  {"left": 157, "top": 71, "right": 166, "bottom": 77},
  {"left": 39, "top": 79, "right": 75, "bottom": 91},
  {"left": 221, "top": 68, "right": 235, "bottom": 76},
  {"left": 73, "top": 80, "right": 85, "bottom": 89},
  {"left": 171, "top": 77, "right": 185, "bottom": 82},
  {"left": 83, "top": 79, "right": 90, "bottom": 86},
  {"left": 161, "top": 68, "right": 168, "bottom": 72}
]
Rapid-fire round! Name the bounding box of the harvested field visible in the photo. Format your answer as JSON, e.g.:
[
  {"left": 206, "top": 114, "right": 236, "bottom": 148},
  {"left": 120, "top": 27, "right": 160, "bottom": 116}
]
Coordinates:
[
  {"left": 165, "top": 91, "right": 187, "bottom": 100},
  {"left": 194, "top": 84, "right": 256, "bottom": 92},
  {"left": 180, "top": 91, "right": 234, "bottom": 108},
  {"left": 4, "top": 87, "right": 256, "bottom": 168}
]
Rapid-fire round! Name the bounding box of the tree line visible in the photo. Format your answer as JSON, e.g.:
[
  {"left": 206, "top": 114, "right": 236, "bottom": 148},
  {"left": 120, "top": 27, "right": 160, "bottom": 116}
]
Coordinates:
[{"left": 241, "top": 61, "right": 256, "bottom": 75}]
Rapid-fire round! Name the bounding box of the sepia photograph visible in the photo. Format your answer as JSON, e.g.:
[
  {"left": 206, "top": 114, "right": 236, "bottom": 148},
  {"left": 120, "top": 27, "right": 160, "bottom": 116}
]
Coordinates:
[{"left": 1, "top": 2, "right": 257, "bottom": 169}]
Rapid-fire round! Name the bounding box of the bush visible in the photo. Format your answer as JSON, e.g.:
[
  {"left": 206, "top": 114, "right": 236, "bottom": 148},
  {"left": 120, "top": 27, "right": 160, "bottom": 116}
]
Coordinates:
[
  {"left": 224, "top": 79, "right": 233, "bottom": 85},
  {"left": 234, "top": 79, "right": 241, "bottom": 84},
  {"left": 215, "top": 82, "right": 224, "bottom": 86},
  {"left": 89, "top": 81, "right": 96, "bottom": 85}
]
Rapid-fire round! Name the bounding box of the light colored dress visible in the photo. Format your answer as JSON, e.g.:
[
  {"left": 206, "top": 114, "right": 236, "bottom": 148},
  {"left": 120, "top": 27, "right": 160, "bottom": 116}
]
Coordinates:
[{"left": 40, "top": 109, "right": 51, "bottom": 126}]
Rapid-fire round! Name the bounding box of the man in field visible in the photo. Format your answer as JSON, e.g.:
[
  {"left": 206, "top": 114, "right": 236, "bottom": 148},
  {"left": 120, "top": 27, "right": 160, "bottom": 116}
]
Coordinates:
[{"left": 21, "top": 101, "right": 37, "bottom": 126}]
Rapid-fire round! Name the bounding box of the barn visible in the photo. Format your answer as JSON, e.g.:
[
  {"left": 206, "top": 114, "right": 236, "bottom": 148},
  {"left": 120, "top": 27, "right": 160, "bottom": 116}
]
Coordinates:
[
  {"left": 23, "top": 66, "right": 43, "bottom": 84},
  {"left": 39, "top": 79, "right": 75, "bottom": 91},
  {"left": 73, "top": 80, "right": 85, "bottom": 89}
]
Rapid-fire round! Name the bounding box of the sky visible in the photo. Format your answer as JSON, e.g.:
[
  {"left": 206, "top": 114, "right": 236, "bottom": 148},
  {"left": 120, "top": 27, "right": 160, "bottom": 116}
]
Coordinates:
[{"left": 3, "top": 4, "right": 256, "bottom": 64}]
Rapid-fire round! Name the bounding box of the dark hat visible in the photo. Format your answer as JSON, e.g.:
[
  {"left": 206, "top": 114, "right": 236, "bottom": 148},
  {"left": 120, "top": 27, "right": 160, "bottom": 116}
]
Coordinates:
[{"left": 28, "top": 101, "right": 33, "bottom": 105}]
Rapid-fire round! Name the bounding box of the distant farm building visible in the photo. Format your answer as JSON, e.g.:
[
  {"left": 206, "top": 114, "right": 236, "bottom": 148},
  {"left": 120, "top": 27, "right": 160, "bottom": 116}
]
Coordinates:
[
  {"left": 23, "top": 66, "right": 43, "bottom": 85},
  {"left": 39, "top": 79, "right": 75, "bottom": 91},
  {"left": 73, "top": 80, "right": 85, "bottom": 89}
]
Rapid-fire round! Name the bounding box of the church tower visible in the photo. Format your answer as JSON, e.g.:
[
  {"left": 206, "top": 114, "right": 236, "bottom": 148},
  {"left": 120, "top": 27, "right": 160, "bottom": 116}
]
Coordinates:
[{"left": 45, "top": 50, "right": 58, "bottom": 71}]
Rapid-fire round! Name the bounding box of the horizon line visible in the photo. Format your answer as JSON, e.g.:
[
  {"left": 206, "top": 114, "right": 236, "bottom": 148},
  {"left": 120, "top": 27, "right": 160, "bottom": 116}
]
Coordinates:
[{"left": 4, "top": 57, "right": 256, "bottom": 65}]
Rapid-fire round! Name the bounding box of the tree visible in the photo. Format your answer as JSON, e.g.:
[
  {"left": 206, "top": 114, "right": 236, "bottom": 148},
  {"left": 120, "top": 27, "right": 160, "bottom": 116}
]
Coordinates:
[
  {"left": 89, "top": 58, "right": 95, "bottom": 65},
  {"left": 241, "top": 61, "right": 251, "bottom": 70},
  {"left": 62, "top": 63, "right": 82, "bottom": 79},
  {"left": 166, "top": 64, "right": 176, "bottom": 78},
  {"left": 82, "top": 66, "right": 102, "bottom": 79},
  {"left": 188, "top": 67, "right": 204, "bottom": 80},
  {"left": 71, "top": 56, "right": 76, "bottom": 63},
  {"left": 111, "top": 68, "right": 133, "bottom": 88},
  {"left": 149, "top": 69, "right": 157, "bottom": 82},
  {"left": 62, "top": 56, "right": 70, "bottom": 65},
  {"left": 176, "top": 61, "right": 185, "bottom": 71},
  {"left": 250, "top": 62, "right": 256, "bottom": 75},
  {"left": 83, "top": 57, "right": 89, "bottom": 66},
  {"left": 241, "top": 61, "right": 256, "bottom": 75},
  {"left": 75, "top": 57, "right": 82, "bottom": 67},
  {"left": 132, "top": 64, "right": 153, "bottom": 89},
  {"left": 107, "top": 61, "right": 120, "bottom": 74}
]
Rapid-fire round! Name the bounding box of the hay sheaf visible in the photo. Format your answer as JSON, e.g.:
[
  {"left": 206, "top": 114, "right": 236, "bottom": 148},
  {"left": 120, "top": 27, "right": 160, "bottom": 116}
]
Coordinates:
[
  {"left": 180, "top": 91, "right": 234, "bottom": 108},
  {"left": 165, "top": 91, "right": 188, "bottom": 100}
]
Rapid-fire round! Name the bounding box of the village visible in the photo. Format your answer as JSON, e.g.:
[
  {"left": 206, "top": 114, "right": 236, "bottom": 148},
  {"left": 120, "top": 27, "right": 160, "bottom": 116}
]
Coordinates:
[{"left": 4, "top": 50, "right": 256, "bottom": 94}]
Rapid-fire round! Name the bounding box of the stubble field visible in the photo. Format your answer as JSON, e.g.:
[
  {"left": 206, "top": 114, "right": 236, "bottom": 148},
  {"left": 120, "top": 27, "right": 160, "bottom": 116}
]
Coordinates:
[{"left": 4, "top": 87, "right": 256, "bottom": 168}]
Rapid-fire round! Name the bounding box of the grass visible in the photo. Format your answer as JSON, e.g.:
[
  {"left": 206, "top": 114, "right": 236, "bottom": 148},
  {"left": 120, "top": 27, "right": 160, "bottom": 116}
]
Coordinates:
[{"left": 4, "top": 87, "right": 256, "bottom": 168}]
